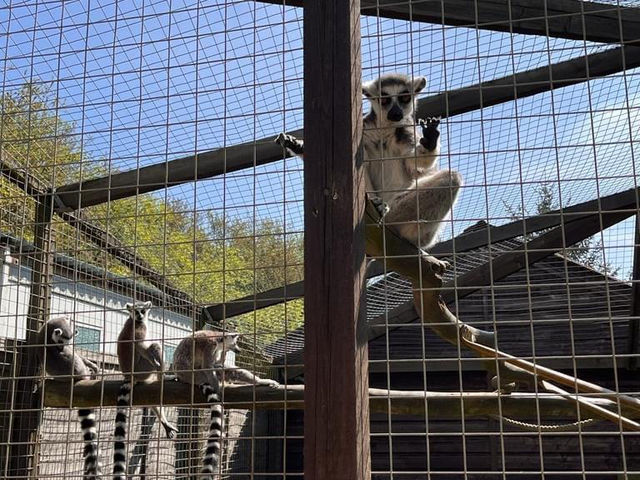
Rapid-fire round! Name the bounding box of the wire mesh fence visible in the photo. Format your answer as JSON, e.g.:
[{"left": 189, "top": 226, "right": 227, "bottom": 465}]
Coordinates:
[{"left": 1, "top": 0, "right": 640, "bottom": 479}]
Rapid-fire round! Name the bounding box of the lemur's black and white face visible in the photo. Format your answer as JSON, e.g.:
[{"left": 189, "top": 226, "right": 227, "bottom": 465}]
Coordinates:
[
  {"left": 222, "top": 333, "right": 241, "bottom": 353},
  {"left": 48, "top": 316, "right": 76, "bottom": 345},
  {"left": 125, "top": 300, "right": 153, "bottom": 323},
  {"left": 362, "top": 73, "right": 427, "bottom": 124},
  {"left": 211, "top": 332, "right": 241, "bottom": 366}
]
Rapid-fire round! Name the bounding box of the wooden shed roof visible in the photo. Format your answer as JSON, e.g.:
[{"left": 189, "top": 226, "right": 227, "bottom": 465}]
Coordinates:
[{"left": 266, "top": 222, "right": 632, "bottom": 373}]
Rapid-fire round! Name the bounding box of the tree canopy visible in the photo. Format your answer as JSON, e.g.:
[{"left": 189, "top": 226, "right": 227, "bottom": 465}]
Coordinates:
[{"left": 0, "top": 83, "right": 303, "bottom": 343}]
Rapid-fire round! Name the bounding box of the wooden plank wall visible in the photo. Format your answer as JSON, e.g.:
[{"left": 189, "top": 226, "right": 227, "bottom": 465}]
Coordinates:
[{"left": 272, "top": 369, "right": 640, "bottom": 480}]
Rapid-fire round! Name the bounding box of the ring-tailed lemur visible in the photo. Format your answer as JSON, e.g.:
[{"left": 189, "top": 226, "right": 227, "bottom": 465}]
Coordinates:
[
  {"left": 276, "top": 72, "right": 462, "bottom": 251},
  {"left": 113, "top": 301, "right": 178, "bottom": 480},
  {"left": 172, "top": 331, "right": 279, "bottom": 480},
  {"left": 36, "top": 317, "right": 102, "bottom": 480}
]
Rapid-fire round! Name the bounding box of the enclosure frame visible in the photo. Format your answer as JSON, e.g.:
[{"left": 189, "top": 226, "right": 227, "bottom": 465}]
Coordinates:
[
  {"left": 3, "top": 0, "right": 640, "bottom": 478},
  {"left": 302, "top": 0, "right": 371, "bottom": 479}
]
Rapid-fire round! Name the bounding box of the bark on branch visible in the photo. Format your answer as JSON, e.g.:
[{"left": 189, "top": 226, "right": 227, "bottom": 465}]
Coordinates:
[
  {"left": 364, "top": 199, "right": 640, "bottom": 431},
  {"left": 42, "top": 379, "right": 639, "bottom": 424}
]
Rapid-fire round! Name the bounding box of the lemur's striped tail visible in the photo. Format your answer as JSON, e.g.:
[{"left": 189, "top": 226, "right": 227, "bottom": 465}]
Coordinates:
[
  {"left": 200, "top": 383, "right": 223, "bottom": 480},
  {"left": 113, "top": 382, "right": 131, "bottom": 480},
  {"left": 78, "top": 408, "right": 101, "bottom": 479}
]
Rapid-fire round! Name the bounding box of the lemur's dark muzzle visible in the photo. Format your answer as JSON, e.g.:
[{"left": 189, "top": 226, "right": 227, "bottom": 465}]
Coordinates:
[{"left": 387, "top": 105, "right": 403, "bottom": 122}]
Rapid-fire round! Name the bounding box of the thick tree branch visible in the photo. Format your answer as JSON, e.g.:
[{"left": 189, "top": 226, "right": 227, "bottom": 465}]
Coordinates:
[
  {"left": 365, "top": 198, "right": 640, "bottom": 431},
  {"left": 42, "top": 379, "right": 638, "bottom": 424},
  {"left": 365, "top": 200, "right": 495, "bottom": 347}
]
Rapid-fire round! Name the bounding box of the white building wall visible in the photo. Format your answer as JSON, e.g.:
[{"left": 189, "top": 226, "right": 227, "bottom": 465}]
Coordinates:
[
  {"left": 0, "top": 251, "right": 30, "bottom": 341},
  {"left": 0, "top": 251, "right": 193, "bottom": 357}
]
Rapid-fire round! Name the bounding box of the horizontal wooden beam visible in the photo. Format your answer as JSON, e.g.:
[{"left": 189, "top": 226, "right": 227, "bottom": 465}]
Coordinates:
[
  {"left": 41, "top": 379, "right": 635, "bottom": 422},
  {"left": 204, "top": 280, "right": 303, "bottom": 323},
  {"left": 375, "top": 0, "right": 640, "bottom": 45},
  {"left": 54, "top": 45, "right": 640, "bottom": 212},
  {"left": 203, "top": 260, "right": 385, "bottom": 323},
  {"left": 417, "top": 46, "right": 640, "bottom": 121},
  {"left": 440, "top": 209, "right": 634, "bottom": 303},
  {"left": 53, "top": 129, "right": 302, "bottom": 212},
  {"left": 432, "top": 186, "right": 640, "bottom": 255},
  {"left": 261, "top": 0, "right": 640, "bottom": 45}
]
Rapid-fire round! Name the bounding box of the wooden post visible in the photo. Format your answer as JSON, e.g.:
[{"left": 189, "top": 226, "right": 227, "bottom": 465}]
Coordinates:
[
  {"left": 629, "top": 214, "right": 640, "bottom": 369},
  {"left": 8, "top": 191, "right": 54, "bottom": 478},
  {"left": 175, "top": 408, "right": 203, "bottom": 480},
  {"left": 127, "top": 407, "right": 156, "bottom": 476},
  {"left": 303, "top": 0, "right": 369, "bottom": 479}
]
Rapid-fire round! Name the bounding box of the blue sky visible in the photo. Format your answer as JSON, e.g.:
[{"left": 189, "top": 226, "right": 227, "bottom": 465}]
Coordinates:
[{"left": 1, "top": 0, "right": 638, "bottom": 276}]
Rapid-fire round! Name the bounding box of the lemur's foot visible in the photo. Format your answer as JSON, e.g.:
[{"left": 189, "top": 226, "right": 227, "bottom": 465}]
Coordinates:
[
  {"left": 274, "top": 132, "right": 289, "bottom": 146},
  {"left": 86, "top": 360, "right": 100, "bottom": 376},
  {"left": 275, "top": 132, "right": 305, "bottom": 155},
  {"left": 421, "top": 250, "right": 449, "bottom": 276},
  {"left": 433, "top": 258, "right": 450, "bottom": 276},
  {"left": 260, "top": 379, "right": 281, "bottom": 389},
  {"left": 490, "top": 375, "right": 517, "bottom": 394},
  {"left": 418, "top": 116, "right": 441, "bottom": 151},
  {"left": 370, "top": 196, "right": 390, "bottom": 224},
  {"left": 163, "top": 423, "right": 179, "bottom": 440}
]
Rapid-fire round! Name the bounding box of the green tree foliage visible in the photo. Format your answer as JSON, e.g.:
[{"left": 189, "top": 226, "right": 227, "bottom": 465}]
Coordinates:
[
  {"left": 1, "top": 83, "right": 304, "bottom": 342},
  {"left": 0, "top": 83, "right": 83, "bottom": 238},
  {"left": 87, "top": 198, "right": 304, "bottom": 339},
  {"left": 504, "top": 183, "right": 619, "bottom": 277},
  {"left": 0, "top": 83, "right": 82, "bottom": 182},
  {"left": 204, "top": 214, "right": 303, "bottom": 341}
]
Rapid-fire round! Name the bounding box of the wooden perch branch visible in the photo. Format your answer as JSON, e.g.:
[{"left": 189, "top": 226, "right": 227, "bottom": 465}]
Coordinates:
[
  {"left": 460, "top": 328, "right": 640, "bottom": 431},
  {"left": 364, "top": 198, "right": 640, "bottom": 430},
  {"left": 540, "top": 381, "right": 640, "bottom": 431},
  {"left": 43, "top": 380, "right": 304, "bottom": 410},
  {"left": 461, "top": 332, "right": 640, "bottom": 417},
  {"left": 365, "top": 200, "right": 495, "bottom": 347},
  {"left": 42, "top": 379, "right": 639, "bottom": 424}
]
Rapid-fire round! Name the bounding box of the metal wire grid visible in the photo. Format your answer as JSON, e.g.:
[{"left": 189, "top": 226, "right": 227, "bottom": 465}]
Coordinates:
[
  {"left": 0, "top": 0, "right": 639, "bottom": 478},
  {"left": 359, "top": 1, "right": 640, "bottom": 478},
  {"left": 1, "top": 0, "right": 302, "bottom": 478}
]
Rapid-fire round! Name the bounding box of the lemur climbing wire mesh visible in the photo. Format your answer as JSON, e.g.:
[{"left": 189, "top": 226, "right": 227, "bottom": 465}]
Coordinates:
[{"left": 0, "top": 0, "right": 640, "bottom": 479}]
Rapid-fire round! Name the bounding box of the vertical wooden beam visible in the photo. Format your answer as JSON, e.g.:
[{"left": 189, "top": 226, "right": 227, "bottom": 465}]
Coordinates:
[
  {"left": 127, "top": 407, "right": 156, "bottom": 476},
  {"left": 8, "top": 191, "right": 54, "bottom": 478},
  {"left": 175, "top": 408, "right": 203, "bottom": 479},
  {"left": 303, "top": 0, "right": 369, "bottom": 479},
  {"left": 629, "top": 214, "right": 640, "bottom": 370}
]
